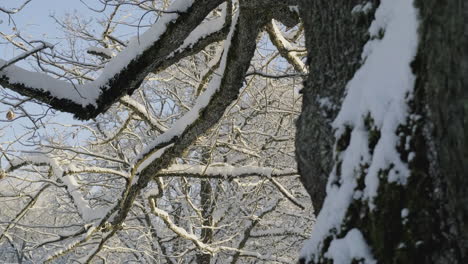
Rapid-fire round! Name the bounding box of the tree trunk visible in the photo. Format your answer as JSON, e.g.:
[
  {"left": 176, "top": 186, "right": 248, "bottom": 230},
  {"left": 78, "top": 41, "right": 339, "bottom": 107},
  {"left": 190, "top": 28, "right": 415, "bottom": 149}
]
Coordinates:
[
  {"left": 196, "top": 149, "right": 214, "bottom": 264},
  {"left": 296, "top": 0, "right": 377, "bottom": 212},
  {"left": 414, "top": 0, "right": 468, "bottom": 261},
  {"left": 297, "top": 0, "right": 467, "bottom": 263}
]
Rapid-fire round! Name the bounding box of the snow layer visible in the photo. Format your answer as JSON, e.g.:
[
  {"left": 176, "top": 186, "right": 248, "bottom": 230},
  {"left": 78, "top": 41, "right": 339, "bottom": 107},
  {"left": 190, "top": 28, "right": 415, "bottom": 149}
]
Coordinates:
[
  {"left": 301, "top": 0, "right": 420, "bottom": 262},
  {"left": 325, "top": 229, "right": 376, "bottom": 264},
  {"left": 0, "top": 61, "right": 101, "bottom": 106},
  {"left": 89, "top": 0, "right": 194, "bottom": 91},
  {"left": 135, "top": 143, "right": 174, "bottom": 174},
  {"left": 169, "top": 3, "right": 227, "bottom": 57}
]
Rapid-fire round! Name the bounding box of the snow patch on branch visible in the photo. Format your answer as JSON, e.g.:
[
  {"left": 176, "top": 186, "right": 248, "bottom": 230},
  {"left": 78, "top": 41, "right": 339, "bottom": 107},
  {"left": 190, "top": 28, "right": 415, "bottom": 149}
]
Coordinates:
[
  {"left": 61, "top": 174, "right": 106, "bottom": 222},
  {"left": 301, "top": 0, "right": 419, "bottom": 261},
  {"left": 91, "top": 0, "right": 194, "bottom": 90},
  {"left": 135, "top": 143, "right": 174, "bottom": 175},
  {"left": 169, "top": 3, "right": 227, "bottom": 57},
  {"left": 0, "top": 61, "right": 100, "bottom": 106},
  {"left": 6, "top": 154, "right": 62, "bottom": 177}
]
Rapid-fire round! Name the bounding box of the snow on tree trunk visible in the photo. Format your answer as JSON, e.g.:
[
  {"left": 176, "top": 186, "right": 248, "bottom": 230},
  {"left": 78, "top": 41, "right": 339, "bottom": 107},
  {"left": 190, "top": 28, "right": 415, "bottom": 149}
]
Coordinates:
[
  {"left": 296, "top": 0, "right": 377, "bottom": 212},
  {"left": 297, "top": 0, "right": 467, "bottom": 262}
]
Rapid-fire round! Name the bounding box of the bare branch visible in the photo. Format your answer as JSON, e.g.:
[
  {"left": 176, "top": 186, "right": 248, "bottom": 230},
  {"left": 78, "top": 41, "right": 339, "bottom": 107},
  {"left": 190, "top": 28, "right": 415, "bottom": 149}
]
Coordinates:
[{"left": 0, "top": 0, "right": 33, "bottom": 15}]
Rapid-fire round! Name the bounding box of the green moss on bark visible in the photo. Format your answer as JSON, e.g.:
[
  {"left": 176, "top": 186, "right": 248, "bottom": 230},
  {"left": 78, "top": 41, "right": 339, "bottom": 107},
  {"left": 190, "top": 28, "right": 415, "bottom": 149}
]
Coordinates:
[{"left": 303, "top": 102, "right": 444, "bottom": 264}]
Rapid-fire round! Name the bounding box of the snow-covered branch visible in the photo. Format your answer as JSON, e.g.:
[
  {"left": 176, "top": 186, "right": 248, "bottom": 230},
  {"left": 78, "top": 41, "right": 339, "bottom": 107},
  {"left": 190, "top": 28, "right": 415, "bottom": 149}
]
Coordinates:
[
  {"left": 0, "top": 0, "right": 225, "bottom": 120},
  {"left": 119, "top": 96, "right": 168, "bottom": 133},
  {"left": 106, "top": 4, "right": 271, "bottom": 230},
  {"left": 149, "top": 197, "right": 290, "bottom": 263},
  {"left": 158, "top": 164, "right": 297, "bottom": 179},
  {"left": 270, "top": 178, "right": 305, "bottom": 209},
  {"left": 149, "top": 197, "right": 218, "bottom": 254},
  {"left": 266, "top": 20, "right": 307, "bottom": 74}
]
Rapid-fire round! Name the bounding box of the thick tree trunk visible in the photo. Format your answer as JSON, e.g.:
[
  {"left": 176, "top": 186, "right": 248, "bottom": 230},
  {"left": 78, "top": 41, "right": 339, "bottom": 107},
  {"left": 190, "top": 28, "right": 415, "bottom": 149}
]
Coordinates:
[
  {"left": 413, "top": 0, "right": 468, "bottom": 261},
  {"left": 297, "top": 0, "right": 467, "bottom": 263},
  {"left": 296, "top": 0, "right": 377, "bottom": 212}
]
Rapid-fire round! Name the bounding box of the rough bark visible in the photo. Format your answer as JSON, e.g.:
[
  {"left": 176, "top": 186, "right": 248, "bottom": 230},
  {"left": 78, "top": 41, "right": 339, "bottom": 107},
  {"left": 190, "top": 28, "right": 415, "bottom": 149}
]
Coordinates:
[
  {"left": 296, "top": 0, "right": 377, "bottom": 212},
  {"left": 413, "top": 0, "right": 468, "bottom": 261},
  {"left": 297, "top": 0, "right": 467, "bottom": 263}
]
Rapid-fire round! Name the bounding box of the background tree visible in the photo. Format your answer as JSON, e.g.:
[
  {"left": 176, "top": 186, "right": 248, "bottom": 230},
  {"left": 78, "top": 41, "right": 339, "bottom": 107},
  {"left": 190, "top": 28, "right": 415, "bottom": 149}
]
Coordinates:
[{"left": 0, "top": 0, "right": 312, "bottom": 263}]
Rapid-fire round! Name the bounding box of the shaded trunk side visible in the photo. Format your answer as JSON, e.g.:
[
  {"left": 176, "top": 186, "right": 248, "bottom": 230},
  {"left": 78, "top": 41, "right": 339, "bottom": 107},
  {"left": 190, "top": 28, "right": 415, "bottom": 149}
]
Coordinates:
[{"left": 413, "top": 0, "right": 468, "bottom": 261}]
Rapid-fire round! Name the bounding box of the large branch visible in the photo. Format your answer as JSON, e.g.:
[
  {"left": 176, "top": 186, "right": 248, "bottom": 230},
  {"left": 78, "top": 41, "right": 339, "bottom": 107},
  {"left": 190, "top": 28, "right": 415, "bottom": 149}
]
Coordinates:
[
  {"left": 108, "top": 4, "right": 269, "bottom": 230},
  {"left": 0, "top": 0, "right": 225, "bottom": 120},
  {"left": 43, "top": 4, "right": 273, "bottom": 261}
]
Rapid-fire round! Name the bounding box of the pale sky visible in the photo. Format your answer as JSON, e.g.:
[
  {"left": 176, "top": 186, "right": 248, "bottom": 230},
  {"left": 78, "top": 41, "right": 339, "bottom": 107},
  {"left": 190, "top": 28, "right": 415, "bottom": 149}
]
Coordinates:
[
  {"left": 3, "top": 1, "right": 85, "bottom": 33},
  {"left": 0, "top": 1, "right": 93, "bottom": 154}
]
